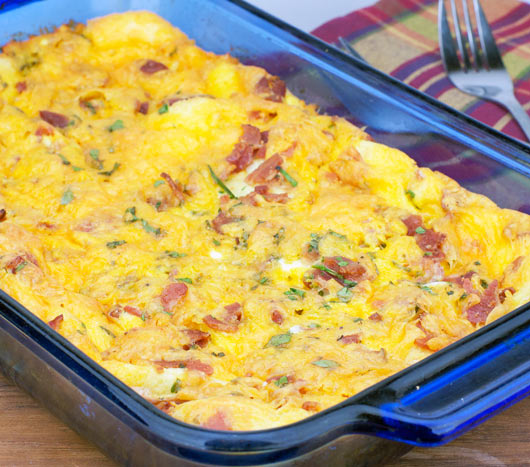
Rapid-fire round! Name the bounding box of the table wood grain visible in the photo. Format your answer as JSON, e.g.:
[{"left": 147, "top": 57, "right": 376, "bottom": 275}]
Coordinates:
[{"left": 1, "top": 371, "right": 527, "bottom": 466}]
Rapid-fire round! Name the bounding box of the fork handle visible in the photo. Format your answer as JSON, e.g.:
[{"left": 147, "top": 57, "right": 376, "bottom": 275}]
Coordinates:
[{"left": 495, "top": 93, "right": 530, "bottom": 142}]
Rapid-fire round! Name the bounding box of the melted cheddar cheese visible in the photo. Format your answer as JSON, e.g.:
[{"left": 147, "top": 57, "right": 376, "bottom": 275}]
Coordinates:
[{"left": 0, "top": 11, "right": 529, "bottom": 431}]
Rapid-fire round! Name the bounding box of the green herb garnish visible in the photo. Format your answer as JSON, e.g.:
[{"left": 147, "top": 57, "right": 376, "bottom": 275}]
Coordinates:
[
  {"left": 213, "top": 239, "right": 221, "bottom": 246},
  {"left": 447, "top": 290, "right": 454, "bottom": 296},
  {"left": 415, "top": 226, "right": 426, "bottom": 235},
  {"left": 405, "top": 189, "right": 416, "bottom": 199},
  {"left": 276, "top": 166, "right": 298, "bottom": 187},
  {"left": 284, "top": 288, "right": 306, "bottom": 300},
  {"left": 166, "top": 251, "right": 186, "bottom": 258},
  {"left": 275, "top": 376, "right": 289, "bottom": 387},
  {"left": 170, "top": 378, "right": 182, "bottom": 393},
  {"left": 124, "top": 207, "right": 139, "bottom": 223},
  {"left": 308, "top": 233, "right": 320, "bottom": 253},
  {"left": 266, "top": 333, "right": 292, "bottom": 347},
  {"left": 273, "top": 227, "right": 285, "bottom": 245},
  {"left": 419, "top": 285, "right": 435, "bottom": 295},
  {"left": 154, "top": 179, "right": 165, "bottom": 187},
  {"left": 99, "top": 326, "right": 116, "bottom": 338},
  {"left": 58, "top": 154, "right": 70, "bottom": 165},
  {"left": 14, "top": 261, "right": 28, "bottom": 273},
  {"left": 337, "top": 287, "right": 353, "bottom": 303},
  {"left": 99, "top": 162, "right": 120, "bottom": 176},
  {"left": 328, "top": 230, "right": 347, "bottom": 241},
  {"left": 480, "top": 279, "right": 488, "bottom": 289},
  {"left": 89, "top": 149, "right": 100, "bottom": 160},
  {"left": 107, "top": 119, "right": 124, "bottom": 132},
  {"left": 177, "top": 277, "right": 192, "bottom": 284},
  {"left": 60, "top": 188, "right": 74, "bottom": 205},
  {"left": 312, "top": 359, "right": 339, "bottom": 369},
  {"left": 158, "top": 103, "right": 169, "bottom": 114},
  {"left": 106, "top": 240, "right": 126, "bottom": 249},
  {"left": 207, "top": 165, "right": 236, "bottom": 199},
  {"left": 141, "top": 219, "right": 161, "bottom": 235}
]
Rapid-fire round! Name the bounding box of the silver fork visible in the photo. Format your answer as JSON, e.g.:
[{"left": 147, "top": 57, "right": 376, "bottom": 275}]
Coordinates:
[{"left": 439, "top": 0, "right": 530, "bottom": 141}]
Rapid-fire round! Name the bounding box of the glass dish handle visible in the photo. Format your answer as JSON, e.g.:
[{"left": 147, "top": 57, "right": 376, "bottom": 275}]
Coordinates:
[{"left": 354, "top": 309, "right": 530, "bottom": 446}]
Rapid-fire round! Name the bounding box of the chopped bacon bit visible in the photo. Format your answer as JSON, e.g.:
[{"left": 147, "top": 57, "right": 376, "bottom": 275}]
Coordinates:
[
  {"left": 219, "top": 194, "right": 230, "bottom": 205},
  {"left": 253, "top": 184, "right": 288, "bottom": 204},
  {"left": 302, "top": 243, "right": 320, "bottom": 261},
  {"left": 338, "top": 333, "right": 361, "bottom": 344},
  {"left": 466, "top": 279, "right": 499, "bottom": 325},
  {"left": 302, "top": 401, "right": 320, "bottom": 412},
  {"left": 271, "top": 310, "right": 284, "bottom": 325},
  {"left": 224, "top": 302, "right": 243, "bottom": 321},
  {"left": 204, "top": 303, "right": 243, "bottom": 333},
  {"left": 160, "top": 172, "right": 186, "bottom": 203},
  {"left": 0, "top": 209, "right": 6, "bottom": 222},
  {"left": 37, "top": 221, "right": 55, "bottom": 229},
  {"left": 203, "top": 315, "right": 238, "bottom": 333},
  {"left": 211, "top": 211, "right": 237, "bottom": 234},
  {"left": 35, "top": 125, "right": 53, "bottom": 137},
  {"left": 255, "top": 75, "right": 286, "bottom": 102},
  {"left": 182, "top": 329, "right": 210, "bottom": 349},
  {"left": 240, "top": 191, "right": 258, "bottom": 206},
  {"left": 140, "top": 60, "right": 168, "bottom": 74},
  {"left": 325, "top": 171, "right": 340, "bottom": 183},
  {"left": 154, "top": 401, "right": 173, "bottom": 413},
  {"left": 246, "top": 154, "right": 283, "bottom": 185},
  {"left": 160, "top": 282, "right": 188, "bottom": 313},
  {"left": 123, "top": 305, "right": 143, "bottom": 318},
  {"left": 107, "top": 306, "right": 122, "bottom": 319},
  {"left": 402, "top": 215, "right": 423, "bottom": 236},
  {"left": 226, "top": 124, "right": 268, "bottom": 173},
  {"left": 279, "top": 143, "right": 297, "bottom": 158},
  {"left": 414, "top": 320, "right": 436, "bottom": 349},
  {"left": 402, "top": 215, "right": 446, "bottom": 260},
  {"left": 48, "top": 314, "right": 64, "bottom": 330},
  {"left": 445, "top": 271, "right": 477, "bottom": 295},
  {"left": 203, "top": 411, "right": 232, "bottom": 430},
  {"left": 5, "top": 256, "right": 28, "bottom": 274},
  {"left": 136, "top": 100, "right": 149, "bottom": 115},
  {"left": 15, "top": 81, "right": 27, "bottom": 93},
  {"left": 499, "top": 287, "right": 516, "bottom": 304},
  {"left": 155, "top": 359, "right": 214, "bottom": 375},
  {"left": 369, "top": 312, "right": 382, "bottom": 322},
  {"left": 322, "top": 256, "right": 367, "bottom": 285},
  {"left": 39, "top": 110, "right": 69, "bottom": 128}
]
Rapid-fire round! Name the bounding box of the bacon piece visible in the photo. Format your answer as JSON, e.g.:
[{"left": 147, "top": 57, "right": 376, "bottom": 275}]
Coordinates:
[
  {"left": 466, "top": 279, "right": 499, "bottom": 325},
  {"left": 160, "top": 172, "right": 186, "bottom": 203},
  {"left": 182, "top": 329, "right": 210, "bottom": 349},
  {"left": 154, "top": 401, "right": 173, "bottom": 413},
  {"left": 123, "top": 305, "right": 143, "bottom": 318},
  {"left": 155, "top": 359, "right": 214, "bottom": 375},
  {"left": 253, "top": 184, "right": 288, "bottom": 203},
  {"left": 0, "top": 209, "right": 6, "bottom": 222},
  {"left": 499, "top": 287, "right": 516, "bottom": 304},
  {"left": 136, "top": 101, "right": 149, "bottom": 115},
  {"left": 48, "top": 314, "right": 64, "bottom": 330},
  {"left": 322, "top": 256, "right": 367, "bottom": 285},
  {"left": 369, "top": 312, "right": 382, "bottom": 322},
  {"left": 414, "top": 320, "right": 436, "bottom": 349},
  {"left": 338, "top": 333, "right": 361, "bottom": 344},
  {"left": 240, "top": 191, "right": 258, "bottom": 206},
  {"left": 226, "top": 124, "right": 268, "bottom": 173},
  {"left": 204, "top": 303, "right": 243, "bottom": 333},
  {"left": 302, "top": 401, "right": 320, "bottom": 412},
  {"left": 39, "top": 110, "right": 69, "bottom": 128},
  {"left": 224, "top": 302, "right": 242, "bottom": 322},
  {"left": 35, "top": 125, "right": 53, "bottom": 137},
  {"left": 15, "top": 81, "right": 27, "bottom": 93},
  {"left": 246, "top": 154, "right": 283, "bottom": 185},
  {"left": 203, "top": 315, "right": 238, "bottom": 333},
  {"left": 445, "top": 271, "right": 477, "bottom": 295},
  {"left": 160, "top": 282, "right": 188, "bottom": 313},
  {"left": 140, "top": 60, "right": 168, "bottom": 74},
  {"left": 203, "top": 411, "right": 232, "bottom": 430},
  {"left": 211, "top": 211, "right": 237, "bottom": 234},
  {"left": 402, "top": 215, "right": 446, "bottom": 260},
  {"left": 255, "top": 75, "right": 286, "bottom": 102},
  {"left": 5, "top": 256, "right": 28, "bottom": 274},
  {"left": 402, "top": 215, "right": 423, "bottom": 236},
  {"left": 302, "top": 243, "right": 319, "bottom": 261},
  {"left": 271, "top": 310, "right": 284, "bottom": 325}
]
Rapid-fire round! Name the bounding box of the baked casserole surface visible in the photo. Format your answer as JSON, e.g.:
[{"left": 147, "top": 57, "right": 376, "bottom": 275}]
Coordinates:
[{"left": 0, "top": 11, "right": 529, "bottom": 431}]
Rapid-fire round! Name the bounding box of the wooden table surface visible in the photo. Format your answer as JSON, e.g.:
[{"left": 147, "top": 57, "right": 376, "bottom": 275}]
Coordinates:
[{"left": 1, "top": 371, "right": 527, "bottom": 466}]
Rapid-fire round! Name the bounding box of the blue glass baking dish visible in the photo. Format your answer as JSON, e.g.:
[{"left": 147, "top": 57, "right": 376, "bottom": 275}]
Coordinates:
[{"left": 1, "top": 0, "right": 530, "bottom": 465}]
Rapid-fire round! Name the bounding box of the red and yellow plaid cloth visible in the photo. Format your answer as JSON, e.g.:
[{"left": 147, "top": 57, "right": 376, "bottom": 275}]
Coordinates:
[{"left": 312, "top": 0, "right": 530, "bottom": 142}]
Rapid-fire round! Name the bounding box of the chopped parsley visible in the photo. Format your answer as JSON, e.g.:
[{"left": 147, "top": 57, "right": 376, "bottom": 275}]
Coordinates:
[
  {"left": 419, "top": 285, "right": 435, "bottom": 295},
  {"left": 337, "top": 260, "right": 349, "bottom": 267},
  {"left": 447, "top": 290, "right": 454, "bottom": 296},
  {"left": 328, "top": 230, "right": 347, "bottom": 241},
  {"left": 158, "top": 103, "right": 169, "bottom": 114},
  {"left": 170, "top": 378, "right": 182, "bottom": 393},
  {"left": 312, "top": 264, "right": 357, "bottom": 288},
  {"left": 308, "top": 233, "right": 320, "bottom": 253},
  {"left": 60, "top": 188, "right": 74, "bottom": 205},
  {"left": 141, "top": 219, "right": 161, "bottom": 235},
  {"left": 259, "top": 276, "right": 269, "bottom": 285},
  {"left": 106, "top": 240, "right": 126, "bottom": 249},
  {"left": 275, "top": 376, "right": 289, "bottom": 387},
  {"left": 481, "top": 279, "right": 488, "bottom": 289},
  {"left": 89, "top": 148, "right": 100, "bottom": 160},
  {"left": 14, "top": 261, "right": 28, "bottom": 273},
  {"left": 177, "top": 277, "right": 192, "bottom": 284},
  {"left": 474, "top": 261, "right": 481, "bottom": 266},
  {"left": 213, "top": 239, "right": 221, "bottom": 246},
  {"left": 424, "top": 251, "right": 433, "bottom": 256},
  {"left": 124, "top": 207, "right": 139, "bottom": 223},
  {"left": 166, "top": 250, "right": 186, "bottom": 258},
  {"left": 154, "top": 179, "right": 165, "bottom": 187},
  {"left": 99, "top": 162, "right": 120, "bottom": 176},
  {"left": 415, "top": 226, "right": 426, "bottom": 235},
  {"left": 405, "top": 189, "right": 416, "bottom": 199},
  {"left": 311, "top": 359, "right": 339, "bottom": 369},
  {"left": 107, "top": 119, "right": 124, "bottom": 132},
  {"left": 207, "top": 165, "right": 236, "bottom": 199},
  {"left": 276, "top": 166, "right": 298, "bottom": 187},
  {"left": 99, "top": 326, "right": 116, "bottom": 338},
  {"left": 266, "top": 333, "right": 292, "bottom": 347},
  {"left": 460, "top": 293, "right": 468, "bottom": 300},
  {"left": 284, "top": 288, "right": 306, "bottom": 300},
  {"left": 273, "top": 227, "right": 285, "bottom": 245}
]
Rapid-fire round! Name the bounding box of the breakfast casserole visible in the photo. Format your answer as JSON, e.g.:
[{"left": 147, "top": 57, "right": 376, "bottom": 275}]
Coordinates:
[{"left": 0, "top": 11, "right": 529, "bottom": 431}]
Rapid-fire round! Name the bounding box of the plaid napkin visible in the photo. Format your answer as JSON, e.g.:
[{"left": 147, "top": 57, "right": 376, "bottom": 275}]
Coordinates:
[{"left": 312, "top": 0, "right": 530, "bottom": 142}]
